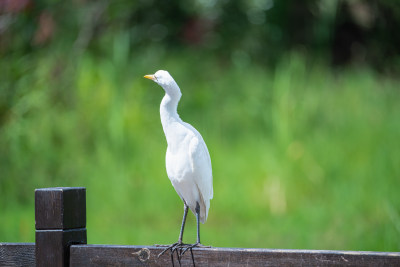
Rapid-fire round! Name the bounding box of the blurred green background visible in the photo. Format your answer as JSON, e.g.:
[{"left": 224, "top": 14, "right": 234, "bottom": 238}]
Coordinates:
[{"left": 1, "top": 0, "right": 400, "bottom": 252}]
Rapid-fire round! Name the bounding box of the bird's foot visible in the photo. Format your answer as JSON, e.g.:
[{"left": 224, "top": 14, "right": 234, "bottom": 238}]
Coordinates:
[
  {"left": 157, "top": 242, "right": 196, "bottom": 257},
  {"left": 157, "top": 242, "right": 210, "bottom": 267},
  {"left": 157, "top": 242, "right": 182, "bottom": 258},
  {"left": 157, "top": 242, "right": 185, "bottom": 267},
  {"left": 157, "top": 242, "right": 195, "bottom": 267},
  {"left": 180, "top": 242, "right": 210, "bottom": 257}
]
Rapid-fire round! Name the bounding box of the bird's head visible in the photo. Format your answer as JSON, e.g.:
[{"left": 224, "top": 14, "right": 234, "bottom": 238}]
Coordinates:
[{"left": 144, "top": 70, "right": 181, "bottom": 96}]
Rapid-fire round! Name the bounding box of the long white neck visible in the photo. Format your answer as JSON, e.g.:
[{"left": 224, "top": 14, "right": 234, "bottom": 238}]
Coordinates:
[{"left": 160, "top": 86, "right": 183, "bottom": 144}]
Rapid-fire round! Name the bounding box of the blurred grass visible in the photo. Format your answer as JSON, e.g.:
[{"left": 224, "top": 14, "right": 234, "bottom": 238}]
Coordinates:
[{"left": 0, "top": 49, "right": 399, "bottom": 252}]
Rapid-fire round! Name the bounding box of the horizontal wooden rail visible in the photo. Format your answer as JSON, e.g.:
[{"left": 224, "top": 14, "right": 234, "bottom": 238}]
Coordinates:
[
  {"left": 70, "top": 244, "right": 400, "bottom": 267},
  {"left": 2, "top": 242, "right": 400, "bottom": 267},
  {"left": 0, "top": 243, "right": 35, "bottom": 267}
]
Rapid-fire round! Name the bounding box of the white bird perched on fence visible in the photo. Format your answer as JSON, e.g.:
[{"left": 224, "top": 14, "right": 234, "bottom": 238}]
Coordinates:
[{"left": 144, "top": 70, "right": 213, "bottom": 257}]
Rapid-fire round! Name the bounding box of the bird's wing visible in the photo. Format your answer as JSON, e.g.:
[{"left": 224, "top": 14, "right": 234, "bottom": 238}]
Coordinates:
[
  {"left": 188, "top": 128, "right": 213, "bottom": 223},
  {"left": 189, "top": 136, "right": 213, "bottom": 196},
  {"left": 184, "top": 123, "right": 213, "bottom": 197}
]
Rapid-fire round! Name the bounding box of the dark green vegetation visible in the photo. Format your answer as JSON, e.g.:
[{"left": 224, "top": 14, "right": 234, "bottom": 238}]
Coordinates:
[{"left": 1, "top": 0, "right": 399, "bottom": 252}]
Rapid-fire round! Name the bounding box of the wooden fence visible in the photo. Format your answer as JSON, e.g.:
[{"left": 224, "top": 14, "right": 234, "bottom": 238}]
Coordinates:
[{"left": 1, "top": 187, "right": 399, "bottom": 267}]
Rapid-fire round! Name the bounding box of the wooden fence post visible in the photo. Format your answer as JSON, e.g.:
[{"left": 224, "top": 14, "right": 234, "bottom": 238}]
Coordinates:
[{"left": 35, "top": 187, "right": 87, "bottom": 267}]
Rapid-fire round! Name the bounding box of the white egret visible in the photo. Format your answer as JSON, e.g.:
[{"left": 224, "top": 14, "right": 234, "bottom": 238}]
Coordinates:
[{"left": 144, "top": 70, "right": 213, "bottom": 257}]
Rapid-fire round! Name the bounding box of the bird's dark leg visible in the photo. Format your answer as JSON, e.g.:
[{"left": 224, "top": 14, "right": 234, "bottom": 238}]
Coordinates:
[
  {"left": 180, "top": 202, "right": 209, "bottom": 258},
  {"left": 158, "top": 203, "right": 189, "bottom": 258},
  {"left": 196, "top": 202, "right": 201, "bottom": 244},
  {"left": 178, "top": 203, "right": 189, "bottom": 244}
]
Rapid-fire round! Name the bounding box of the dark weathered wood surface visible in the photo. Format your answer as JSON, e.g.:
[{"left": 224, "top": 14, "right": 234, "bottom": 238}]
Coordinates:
[
  {"left": 35, "top": 187, "right": 87, "bottom": 267},
  {"left": 70, "top": 245, "right": 400, "bottom": 267},
  {"left": 35, "top": 187, "right": 86, "bottom": 229},
  {"left": 0, "top": 243, "right": 35, "bottom": 267}
]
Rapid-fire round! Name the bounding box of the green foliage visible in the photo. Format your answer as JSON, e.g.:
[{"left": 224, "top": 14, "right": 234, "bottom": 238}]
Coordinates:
[{"left": 1, "top": 49, "right": 399, "bottom": 251}]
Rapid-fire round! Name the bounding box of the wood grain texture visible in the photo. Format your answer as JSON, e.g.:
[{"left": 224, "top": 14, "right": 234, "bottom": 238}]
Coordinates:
[
  {"left": 36, "top": 229, "right": 86, "bottom": 267},
  {"left": 0, "top": 243, "right": 35, "bottom": 267},
  {"left": 70, "top": 245, "right": 400, "bottom": 267},
  {"left": 35, "top": 187, "right": 86, "bottom": 230},
  {"left": 35, "top": 187, "right": 87, "bottom": 267}
]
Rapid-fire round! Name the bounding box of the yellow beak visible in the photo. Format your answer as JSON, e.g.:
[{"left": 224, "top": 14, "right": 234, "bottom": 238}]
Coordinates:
[{"left": 144, "top": 74, "right": 155, "bottom": 80}]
